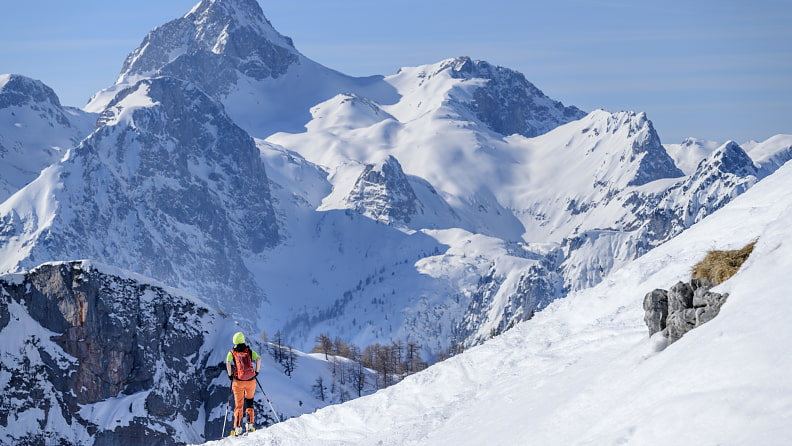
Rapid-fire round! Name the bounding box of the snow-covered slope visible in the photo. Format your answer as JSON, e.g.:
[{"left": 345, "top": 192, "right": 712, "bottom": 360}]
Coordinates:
[
  {"left": 665, "top": 135, "right": 792, "bottom": 177},
  {"left": 664, "top": 137, "right": 723, "bottom": 175},
  {"left": 746, "top": 134, "right": 792, "bottom": 174},
  {"left": 0, "top": 74, "right": 95, "bottom": 201},
  {"left": 264, "top": 91, "right": 765, "bottom": 347},
  {"left": 201, "top": 145, "right": 792, "bottom": 446}
]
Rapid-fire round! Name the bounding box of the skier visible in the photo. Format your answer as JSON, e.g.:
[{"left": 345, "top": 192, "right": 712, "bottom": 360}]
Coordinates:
[{"left": 226, "top": 332, "right": 262, "bottom": 436}]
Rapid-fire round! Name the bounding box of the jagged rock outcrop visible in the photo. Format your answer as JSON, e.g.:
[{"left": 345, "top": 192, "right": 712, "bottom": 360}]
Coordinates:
[
  {"left": 643, "top": 289, "right": 668, "bottom": 334},
  {"left": 624, "top": 142, "right": 753, "bottom": 231},
  {"left": 623, "top": 113, "right": 685, "bottom": 186},
  {"left": 643, "top": 279, "right": 728, "bottom": 343},
  {"left": 346, "top": 155, "right": 422, "bottom": 225},
  {"left": 579, "top": 139, "right": 761, "bottom": 296},
  {"left": 0, "top": 261, "right": 230, "bottom": 446}
]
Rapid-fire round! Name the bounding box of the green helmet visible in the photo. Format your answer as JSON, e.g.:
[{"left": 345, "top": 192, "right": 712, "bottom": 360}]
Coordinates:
[{"left": 232, "top": 332, "right": 245, "bottom": 345}]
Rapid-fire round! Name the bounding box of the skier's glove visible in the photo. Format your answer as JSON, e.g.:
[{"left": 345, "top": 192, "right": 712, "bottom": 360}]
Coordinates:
[{"left": 227, "top": 373, "right": 233, "bottom": 381}]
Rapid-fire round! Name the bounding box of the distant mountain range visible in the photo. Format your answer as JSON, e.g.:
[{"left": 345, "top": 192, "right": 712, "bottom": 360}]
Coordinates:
[
  {"left": 1, "top": 1, "right": 791, "bottom": 442},
  {"left": 4, "top": 0, "right": 792, "bottom": 353}
]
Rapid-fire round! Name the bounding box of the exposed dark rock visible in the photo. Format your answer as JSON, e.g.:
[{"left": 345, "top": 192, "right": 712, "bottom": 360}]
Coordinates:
[
  {"left": 668, "top": 281, "right": 694, "bottom": 312},
  {"left": 120, "top": 0, "right": 299, "bottom": 99},
  {"left": 625, "top": 113, "right": 685, "bottom": 186},
  {"left": 642, "top": 279, "right": 728, "bottom": 343},
  {"left": 454, "top": 246, "right": 564, "bottom": 346},
  {"left": 665, "top": 308, "right": 699, "bottom": 342},
  {"left": 642, "top": 289, "right": 668, "bottom": 335},
  {"left": 0, "top": 261, "right": 229, "bottom": 445},
  {"left": 6, "top": 77, "right": 278, "bottom": 313}
]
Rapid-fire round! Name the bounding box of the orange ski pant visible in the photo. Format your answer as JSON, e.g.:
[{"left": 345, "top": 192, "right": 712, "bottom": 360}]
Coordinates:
[{"left": 231, "top": 379, "right": 256, "bottom": 427}]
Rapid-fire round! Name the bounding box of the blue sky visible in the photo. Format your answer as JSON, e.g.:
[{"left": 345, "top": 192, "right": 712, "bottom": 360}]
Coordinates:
[{"left": 1, "top": 0, "right": 790, "bottom": 143}]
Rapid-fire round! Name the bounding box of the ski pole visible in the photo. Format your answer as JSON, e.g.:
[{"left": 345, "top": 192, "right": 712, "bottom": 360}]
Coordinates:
[
  {"left": 255, "top": 377, "right": 282, "bottom": 423},
  {"left": 221, "top": 384, "right": 232, "bottom": 439}
]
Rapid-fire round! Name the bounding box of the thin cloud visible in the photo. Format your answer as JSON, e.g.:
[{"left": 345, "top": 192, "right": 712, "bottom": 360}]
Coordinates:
[{"left": 0, "top": 39, "right": 138, "bottom": 53}]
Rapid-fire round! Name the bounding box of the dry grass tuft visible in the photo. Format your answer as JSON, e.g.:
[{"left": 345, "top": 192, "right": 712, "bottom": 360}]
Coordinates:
[{"left": 691, "top": 240, "right": 757, "bottom": 285}]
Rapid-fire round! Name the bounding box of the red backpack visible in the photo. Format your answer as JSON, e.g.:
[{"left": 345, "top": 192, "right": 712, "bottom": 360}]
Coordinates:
[{"left": 231, "top": 347, "right": 256, "bottom": 381}]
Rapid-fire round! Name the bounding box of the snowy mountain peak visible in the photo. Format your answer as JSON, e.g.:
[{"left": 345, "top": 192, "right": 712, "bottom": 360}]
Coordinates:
[
  {"left": 87, "top": 0, "right": 301, "bottom": 112},
  {"left": 120, "top": 0, "right": 297, "bottom": 81},
  {"left": 438, "top": 56, "right": 586, "bottom": 137},
  {"left": 95, "top": 78, "right": 159, "bottom": 127},
  {"left": 664, "top": 137, "right": 723, "bottom": 175},
  {"left": 0, "top": 74, "right": 62, "bottom": 109},
  {"left": 745, "top": 134, "right": 792, "bottom": 173},
  {"left": 567, "top": 109, "right": 683, "bottom": 186},
  {"left": 183, "top": 0, "right": 295, "bottom": 51},
  {"left": 307, "top": 93, "right": 395, "bottom": 132},
  {"left": 709, "top": 140, "right": 759, "bottom": 178},
  {"left": 0, "top": 74, "right": 95, "bottom": 201},
  {"left": 625, "top": 112, "right": 685, "bottom": 186}
]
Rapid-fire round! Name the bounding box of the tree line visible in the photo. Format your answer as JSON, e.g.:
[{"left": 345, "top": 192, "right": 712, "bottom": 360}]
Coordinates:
[
  {"left": 311, "top": 334, "right": 432, "bottom": 391},
  {"left": 260, "top": 330, "right": 466, "bottom": 404}
]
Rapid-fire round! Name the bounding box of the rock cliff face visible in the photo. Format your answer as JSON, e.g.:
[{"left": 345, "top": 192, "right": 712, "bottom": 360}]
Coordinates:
[{"left": 0, "top": 261, "right": 230, "bottom": 446}]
